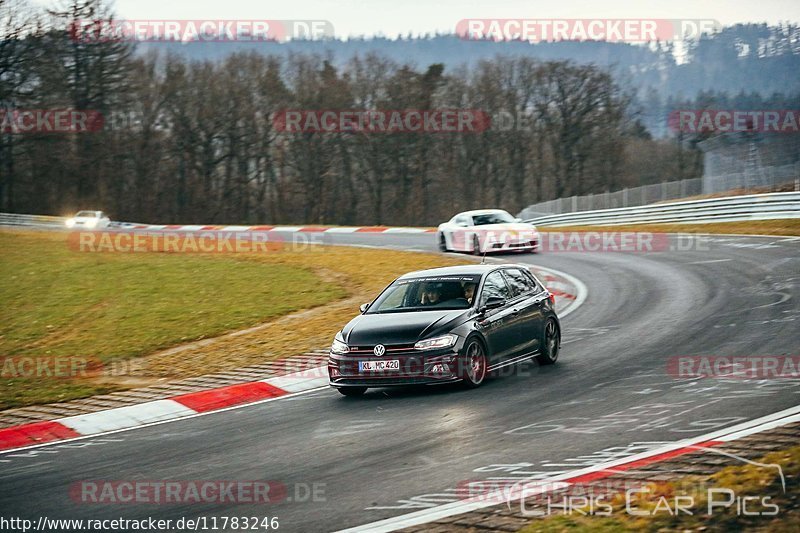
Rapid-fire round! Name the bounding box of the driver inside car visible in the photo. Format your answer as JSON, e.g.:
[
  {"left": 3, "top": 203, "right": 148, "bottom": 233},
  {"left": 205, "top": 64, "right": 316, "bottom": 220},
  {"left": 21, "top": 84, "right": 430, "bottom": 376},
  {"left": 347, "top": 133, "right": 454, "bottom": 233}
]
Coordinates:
[
  {"left": 463, "top": 282, "right": 477, "bottom": 305},
  {"left": 420, "top": 283, "right": 443, "bottom": 305}
]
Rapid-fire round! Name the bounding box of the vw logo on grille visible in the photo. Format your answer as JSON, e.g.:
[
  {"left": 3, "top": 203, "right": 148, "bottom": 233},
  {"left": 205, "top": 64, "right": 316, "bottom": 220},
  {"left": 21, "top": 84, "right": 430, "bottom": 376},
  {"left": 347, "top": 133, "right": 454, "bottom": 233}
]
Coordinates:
[{"left": 373, "top": 344, "right": 386, "bottom": 356}]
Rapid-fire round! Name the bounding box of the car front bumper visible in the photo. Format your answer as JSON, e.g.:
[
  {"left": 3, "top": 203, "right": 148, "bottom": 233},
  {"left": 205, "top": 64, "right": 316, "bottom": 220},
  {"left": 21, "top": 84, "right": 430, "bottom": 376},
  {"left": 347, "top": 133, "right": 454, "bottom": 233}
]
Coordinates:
[
  {"left": 486, "top": 237, "right": 539, "bottom": 251},
  {"left": 328, "top": 349, "right": 464, "bottom": 388}
]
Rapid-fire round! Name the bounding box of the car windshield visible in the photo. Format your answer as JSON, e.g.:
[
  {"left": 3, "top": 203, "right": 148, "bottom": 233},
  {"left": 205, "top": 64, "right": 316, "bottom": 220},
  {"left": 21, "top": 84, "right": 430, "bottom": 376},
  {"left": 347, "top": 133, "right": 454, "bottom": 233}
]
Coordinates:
[
  {"left": 367, "top": 275, "right": 481, "bottom": 313},
  {"left": 75, "top": 211, "right": 98, "bottom": 217},
  {"left": 472, "top": 211, "right": 515, "bottom": 225}
]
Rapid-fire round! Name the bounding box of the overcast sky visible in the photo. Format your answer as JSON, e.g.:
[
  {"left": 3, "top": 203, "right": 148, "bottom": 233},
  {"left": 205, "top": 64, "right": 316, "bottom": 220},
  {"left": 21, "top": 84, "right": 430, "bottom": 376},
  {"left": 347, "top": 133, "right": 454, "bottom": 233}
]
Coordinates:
[{"left": 103, "top": 0, "right": 799, "bottom": 38}]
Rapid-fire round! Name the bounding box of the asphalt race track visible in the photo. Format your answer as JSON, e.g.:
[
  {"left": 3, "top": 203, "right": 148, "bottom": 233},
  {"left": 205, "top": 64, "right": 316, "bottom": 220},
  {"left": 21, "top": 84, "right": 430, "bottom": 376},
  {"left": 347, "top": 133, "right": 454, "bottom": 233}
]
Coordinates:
[{"left": 1, "top": 231, "right": 799, "bottom": 532}]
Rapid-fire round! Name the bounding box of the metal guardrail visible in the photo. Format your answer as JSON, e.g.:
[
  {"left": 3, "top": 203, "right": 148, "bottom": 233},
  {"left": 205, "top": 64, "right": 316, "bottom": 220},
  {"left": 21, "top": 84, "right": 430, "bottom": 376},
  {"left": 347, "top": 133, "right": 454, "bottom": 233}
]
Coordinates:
[
  {"left": 0, "top": 213, "right": 67, "bottom": 227},
  {"left": 4, "top": 192, "right": 799, "bottom": 231},
  {"left": 524, "top": 192, "right": 800, "bottom": 227},
  {"left": 0, "top": 213, "right": 140, "bottom": 229}
]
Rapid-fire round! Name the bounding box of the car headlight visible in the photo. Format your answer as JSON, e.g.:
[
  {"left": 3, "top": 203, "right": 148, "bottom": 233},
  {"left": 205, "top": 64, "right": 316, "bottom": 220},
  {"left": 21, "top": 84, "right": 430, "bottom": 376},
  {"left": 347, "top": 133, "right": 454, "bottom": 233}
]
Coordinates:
[
  {"left": 414, "top": 334, "right": 457, "bottom": 351},
  {"left": 65, "top": 218, "right": 75, "bottom": 228},
  {"left": 331, "top": 334, "right": 349, "bottom": 354}
]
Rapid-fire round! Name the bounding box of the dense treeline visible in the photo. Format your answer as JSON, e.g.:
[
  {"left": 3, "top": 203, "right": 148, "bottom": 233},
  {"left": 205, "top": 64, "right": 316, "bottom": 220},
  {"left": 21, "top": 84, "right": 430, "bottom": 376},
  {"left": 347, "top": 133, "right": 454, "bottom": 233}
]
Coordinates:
[{"left": 3, "top": 0, "right": 794, "bottom": 225}]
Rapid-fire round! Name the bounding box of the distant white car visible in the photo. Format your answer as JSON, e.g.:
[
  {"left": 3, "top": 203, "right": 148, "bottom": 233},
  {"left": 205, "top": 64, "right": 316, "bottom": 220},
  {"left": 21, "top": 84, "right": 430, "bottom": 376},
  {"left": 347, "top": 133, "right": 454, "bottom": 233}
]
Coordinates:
[
  {"left": 65, "top": 210, "right": 111, "bottom": 229},
  {"left": 437, "top": 209, "right": 539, "bottom": 254}
]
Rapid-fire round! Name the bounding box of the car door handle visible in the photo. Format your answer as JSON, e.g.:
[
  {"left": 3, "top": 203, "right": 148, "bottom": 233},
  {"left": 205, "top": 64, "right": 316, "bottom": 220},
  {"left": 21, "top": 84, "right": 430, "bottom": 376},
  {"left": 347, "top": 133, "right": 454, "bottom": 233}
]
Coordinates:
[{"left": 510, "top": 308, "right": 520, "bottom": 316}]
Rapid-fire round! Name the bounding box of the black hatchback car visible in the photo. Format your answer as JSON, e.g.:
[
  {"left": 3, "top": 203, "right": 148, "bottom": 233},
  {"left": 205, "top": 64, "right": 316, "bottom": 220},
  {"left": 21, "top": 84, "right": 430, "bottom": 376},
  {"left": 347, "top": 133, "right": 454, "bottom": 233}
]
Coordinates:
[{"left": 328, "top": 264, "right": 561, "bottom": 396}]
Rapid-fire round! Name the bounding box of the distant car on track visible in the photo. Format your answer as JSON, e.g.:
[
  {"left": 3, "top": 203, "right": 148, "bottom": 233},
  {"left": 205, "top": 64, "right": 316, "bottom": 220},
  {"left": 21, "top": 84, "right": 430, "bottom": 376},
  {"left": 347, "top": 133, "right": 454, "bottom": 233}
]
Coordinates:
[
  {"left": 65, "top": 210, "right": 111, "bottom": 229},
  {"left": 328, "top": 264, "right": 560, "bottom": 396},
  {"left": 436, "top": 209, "right": 539, "bottom": 254}
]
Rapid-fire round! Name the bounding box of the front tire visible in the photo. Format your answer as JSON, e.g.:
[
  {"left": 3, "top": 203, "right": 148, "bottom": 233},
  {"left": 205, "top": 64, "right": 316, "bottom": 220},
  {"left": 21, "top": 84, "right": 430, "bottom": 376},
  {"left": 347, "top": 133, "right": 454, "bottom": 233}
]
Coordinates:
[
  {"left": 472, "top": 235, "right": 482, "bottom": 255},
  {"left": 438, "top": 233, "right": 449, "bottom": 252},
  {"left": 460, "top": 338, "right": 487, "bottom": 388},
  {"left": 536, "top": 319, "right": 560, "bottom": 365},
  {"left": 337, "top": 387, "right": 367, "bottom": 397}
]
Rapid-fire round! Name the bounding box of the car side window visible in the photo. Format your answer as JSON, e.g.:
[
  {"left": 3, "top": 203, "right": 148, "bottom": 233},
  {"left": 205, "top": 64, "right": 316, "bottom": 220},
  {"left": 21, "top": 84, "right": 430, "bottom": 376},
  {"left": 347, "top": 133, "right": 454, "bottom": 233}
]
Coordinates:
[
  {"left": 479, "top": 271, "right": 511, "bottom": 307},
  {"left": 455, "top": 215, "right": 471, "bottom": 226},
  {"left": 526, "top": 271, "right": 546, "bottom": 295},
  {"left": 503, "top": 268, "right": 536, "bottom": 298}
]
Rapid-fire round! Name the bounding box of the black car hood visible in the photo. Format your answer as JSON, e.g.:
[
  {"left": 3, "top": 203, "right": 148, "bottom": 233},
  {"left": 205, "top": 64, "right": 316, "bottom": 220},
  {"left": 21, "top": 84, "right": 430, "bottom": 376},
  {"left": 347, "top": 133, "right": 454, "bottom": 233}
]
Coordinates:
[{"left": 341, "top": 309, "right": 470, "bottom": 346}]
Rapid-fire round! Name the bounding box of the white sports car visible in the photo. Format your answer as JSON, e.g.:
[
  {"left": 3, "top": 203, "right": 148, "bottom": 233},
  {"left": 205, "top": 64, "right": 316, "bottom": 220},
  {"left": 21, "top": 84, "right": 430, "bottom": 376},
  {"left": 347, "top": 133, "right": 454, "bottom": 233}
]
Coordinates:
[
  {"left": 65, "top": 210, "right": 111, "bottom": 229},
  {"left": 436, "top": 209, "right": 540, "bottom": 254}
]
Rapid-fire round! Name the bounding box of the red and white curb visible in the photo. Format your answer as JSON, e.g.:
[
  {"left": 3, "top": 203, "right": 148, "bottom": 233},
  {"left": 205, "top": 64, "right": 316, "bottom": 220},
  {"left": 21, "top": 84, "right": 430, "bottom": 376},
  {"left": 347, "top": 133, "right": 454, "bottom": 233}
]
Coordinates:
[
  {"left": 338, "top": 403, "right": 800, "bottom": 533},
  {"left": 123, "top": 224, "right": 436, "bottom": 234},
  {"left": 0, "top": 368, "right": 329, "bottom": 452},
  {"left": 521, "top": 264, "right": 586, "bottom": 319}
]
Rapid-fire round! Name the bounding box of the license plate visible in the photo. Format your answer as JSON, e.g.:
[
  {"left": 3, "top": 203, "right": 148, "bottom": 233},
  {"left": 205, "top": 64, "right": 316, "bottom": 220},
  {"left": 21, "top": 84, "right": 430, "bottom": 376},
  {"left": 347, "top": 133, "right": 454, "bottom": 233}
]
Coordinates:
[{"left": 359, "top": 360, "right": 400, "bottom": 372}]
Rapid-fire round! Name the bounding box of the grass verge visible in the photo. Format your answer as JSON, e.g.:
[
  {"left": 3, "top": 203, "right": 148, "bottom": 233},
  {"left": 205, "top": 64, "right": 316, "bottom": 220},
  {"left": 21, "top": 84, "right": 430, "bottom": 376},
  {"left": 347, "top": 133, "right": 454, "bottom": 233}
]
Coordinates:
[{"left": 0, "top": 229, "right": 468, "bottom": 408}]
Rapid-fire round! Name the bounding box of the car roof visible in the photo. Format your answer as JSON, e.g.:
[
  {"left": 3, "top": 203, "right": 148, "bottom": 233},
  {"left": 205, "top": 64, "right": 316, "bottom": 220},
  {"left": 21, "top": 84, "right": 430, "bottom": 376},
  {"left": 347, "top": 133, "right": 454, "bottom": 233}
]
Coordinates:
[
  {"left": 455, "top": 209, "right": 509, "bottom": 217},
  {"left": 398, "top": 264, "right": 509, "bottom": 279}
]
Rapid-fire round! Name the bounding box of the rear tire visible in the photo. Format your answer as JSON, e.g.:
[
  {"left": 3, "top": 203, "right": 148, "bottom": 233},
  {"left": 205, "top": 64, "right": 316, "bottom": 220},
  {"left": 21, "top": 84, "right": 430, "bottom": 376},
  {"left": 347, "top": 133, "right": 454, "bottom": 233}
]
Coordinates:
[
  {"left": 337, "top": 387, "right": 367, "bottom": 397},
  {"left": 460, "top": 338, "right": 487, "bottom": 388},
  {"left": 536, "top": 319, "right": 560, "bottom": 365}
]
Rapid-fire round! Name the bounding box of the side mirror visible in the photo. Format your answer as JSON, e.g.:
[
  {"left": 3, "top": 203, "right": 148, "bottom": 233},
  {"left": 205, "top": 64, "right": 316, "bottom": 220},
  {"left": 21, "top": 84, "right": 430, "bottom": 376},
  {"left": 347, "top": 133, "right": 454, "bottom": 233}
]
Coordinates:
[
  {"left": 359, "top": 303, "right": 370, "bottom": 313},
  {"left": 479, "top": 296, "right": 506, "bottom": 313}
]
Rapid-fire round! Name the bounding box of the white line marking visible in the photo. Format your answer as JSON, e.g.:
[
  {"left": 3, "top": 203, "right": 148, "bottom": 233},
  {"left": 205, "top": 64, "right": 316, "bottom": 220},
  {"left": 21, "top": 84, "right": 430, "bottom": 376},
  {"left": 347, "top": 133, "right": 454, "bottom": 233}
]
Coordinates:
[
  {"left": 752, "top": 292, "right": 792, "bottom": 309},
  {"left": 337, "top": 403, "right": 800, "bottom": 533},
  {"left": 530, "top": 265, "right": 588, "bottom": 319},
  {"left": 688, "top": 258, "right": 733, "bottom": 265}
]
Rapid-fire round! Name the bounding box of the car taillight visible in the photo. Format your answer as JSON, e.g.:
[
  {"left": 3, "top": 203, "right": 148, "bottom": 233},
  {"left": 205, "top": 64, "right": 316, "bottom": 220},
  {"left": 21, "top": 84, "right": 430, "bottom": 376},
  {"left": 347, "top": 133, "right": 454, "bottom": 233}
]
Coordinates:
[{"left": 548, "top": 292, "right": 555, "bottom": 305}]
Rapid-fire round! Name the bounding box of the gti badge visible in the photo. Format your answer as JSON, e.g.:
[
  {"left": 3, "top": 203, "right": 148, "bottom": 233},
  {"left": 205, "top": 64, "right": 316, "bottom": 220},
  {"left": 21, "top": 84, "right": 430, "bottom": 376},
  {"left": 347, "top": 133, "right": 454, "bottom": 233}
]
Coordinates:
[{"left": 373, "top": 344, "right": 386, "bottom": 356}]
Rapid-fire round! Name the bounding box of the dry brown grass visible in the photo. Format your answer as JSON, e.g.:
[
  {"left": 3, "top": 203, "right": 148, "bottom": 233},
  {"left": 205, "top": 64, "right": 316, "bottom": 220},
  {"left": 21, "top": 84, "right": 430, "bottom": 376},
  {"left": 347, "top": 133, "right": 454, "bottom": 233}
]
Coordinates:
[{"left": 126, "top": 246, "right": 471, "bottom": 378}]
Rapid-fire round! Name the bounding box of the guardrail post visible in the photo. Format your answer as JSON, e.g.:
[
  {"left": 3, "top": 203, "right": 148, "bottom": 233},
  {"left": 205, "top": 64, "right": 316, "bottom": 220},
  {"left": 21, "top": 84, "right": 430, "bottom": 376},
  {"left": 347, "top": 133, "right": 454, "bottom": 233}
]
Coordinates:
[{"left": 623, "top": 187, "right": 628, "bottom": 207}]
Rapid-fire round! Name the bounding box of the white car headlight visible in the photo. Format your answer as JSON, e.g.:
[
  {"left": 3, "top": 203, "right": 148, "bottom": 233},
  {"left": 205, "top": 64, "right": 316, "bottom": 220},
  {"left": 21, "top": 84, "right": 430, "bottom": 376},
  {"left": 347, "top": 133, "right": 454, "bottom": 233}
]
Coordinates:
[
  {"left": 65, "top": 218, "right": 75, "bottom": 228},
  {"left": 331, "top": 335, "right": 349, "bottom": 354},
  {"left": 414, "top": 334, "right": 457, "bottom": 351}
]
